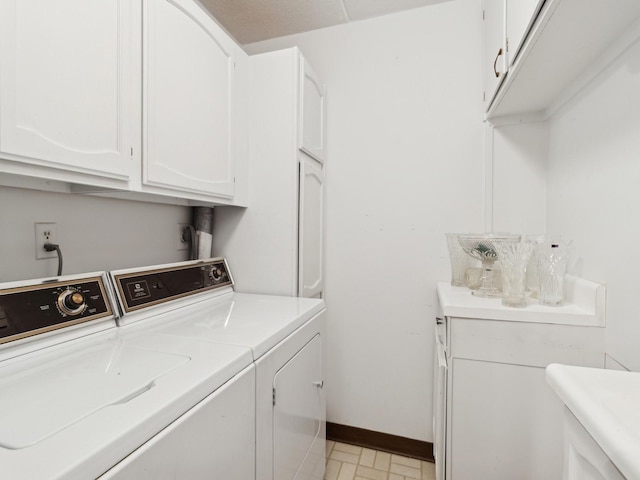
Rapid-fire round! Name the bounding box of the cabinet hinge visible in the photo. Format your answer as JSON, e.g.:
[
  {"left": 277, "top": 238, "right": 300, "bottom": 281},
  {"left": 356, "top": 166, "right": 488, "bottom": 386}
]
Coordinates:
[
  {"left": 506, "top": 37, "right": 510, "bottom": 53},
  {"left": 482, "top": 9, "right": 485, "bottom": 20},
  {"left": 272, "top": 388, "right": 276, "bottom": 406},
  {"left": 483, "top": 91, "right": 486, "bottom": 102},
  {"left": 130, "top": 147, "right": 133, "bottom": 157}
]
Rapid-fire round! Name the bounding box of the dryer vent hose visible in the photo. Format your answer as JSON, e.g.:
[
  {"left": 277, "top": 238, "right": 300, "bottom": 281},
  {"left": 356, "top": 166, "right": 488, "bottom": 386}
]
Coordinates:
[{"left": 192, "top": 207, "right": 214, "bottom": 260}]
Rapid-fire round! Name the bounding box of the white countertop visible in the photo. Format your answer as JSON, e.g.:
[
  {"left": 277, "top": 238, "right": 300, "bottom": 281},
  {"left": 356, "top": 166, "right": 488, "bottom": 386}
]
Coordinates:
[
  {"left": 546, "top": 363, "right": 640, "bottom": 480},
  {"left": 437, "top": 275, "right": 605, "bottom": 326}
]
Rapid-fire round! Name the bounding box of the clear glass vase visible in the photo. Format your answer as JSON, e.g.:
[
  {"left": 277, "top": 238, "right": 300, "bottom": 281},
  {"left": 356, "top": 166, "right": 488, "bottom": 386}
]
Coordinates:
[
  {"left": 535, "top": 239, "right": 571, "bottom": 306},
  {"left": 493, "top": 239, "right": 536, "bottom": 308},
  {"left": 446, "top": 233, "right": 471, "bottom": 287}
]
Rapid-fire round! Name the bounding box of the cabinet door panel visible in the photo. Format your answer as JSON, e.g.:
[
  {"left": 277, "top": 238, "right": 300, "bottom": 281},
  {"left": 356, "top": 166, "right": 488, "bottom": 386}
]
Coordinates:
[
  {"left": 449, "top": 359, "right": 563, "bottom": 480},
  {"left": 298, "top": 155, "right": 324, "bottom": 298},
  {"left": 273, "top": 334, "right": 324, "bottom": 480},
  {"left": 298, "top": 59, "right": 326, "bottom": 163},
  {"left": 482, "top": 0, "right": 506, "bottom": 107},
  {"left": 144, "top": 0, "right": 234, "bottom": 197},
  {"left": 0, "top": 0, "right": 137, "bottom": 179}
]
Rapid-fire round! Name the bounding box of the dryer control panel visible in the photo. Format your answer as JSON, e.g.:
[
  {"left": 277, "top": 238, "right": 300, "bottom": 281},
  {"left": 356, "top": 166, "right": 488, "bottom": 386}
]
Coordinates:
[
  {"left": 112, "top": 258, "right": 233, "bottom": 313},
  {"left": 0, "top": 276, "right": 113, "bottom": 345}
]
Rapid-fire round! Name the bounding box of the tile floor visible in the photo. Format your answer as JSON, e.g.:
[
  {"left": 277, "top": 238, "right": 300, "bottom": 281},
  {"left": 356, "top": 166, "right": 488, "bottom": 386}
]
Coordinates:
[{"left": 325, "top": 440, "right": 436, "bottom": 480}]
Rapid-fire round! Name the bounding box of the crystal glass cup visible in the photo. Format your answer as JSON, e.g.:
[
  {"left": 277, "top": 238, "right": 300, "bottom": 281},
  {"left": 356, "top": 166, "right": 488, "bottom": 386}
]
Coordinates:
[
  {"left": 535, "top": 239, "right": 571, "bottom": 306},
  {"left": 493, "top": 239, "right": 536, "bottom": 308},
  {"left": 446, "top": 233, "right": 471, "bottom": 287},
  {"left": 457, "top": 234, "right": 520, "bottom": 297}
]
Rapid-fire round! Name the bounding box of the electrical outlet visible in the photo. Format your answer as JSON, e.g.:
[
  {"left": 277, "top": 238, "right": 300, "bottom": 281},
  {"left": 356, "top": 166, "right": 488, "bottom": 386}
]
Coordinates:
[
  {"left": 177, "top": 223, "right": 190, "bottom": 251},
  {"left": 34, "top": 222, "right": 58, "bottom": 259}
]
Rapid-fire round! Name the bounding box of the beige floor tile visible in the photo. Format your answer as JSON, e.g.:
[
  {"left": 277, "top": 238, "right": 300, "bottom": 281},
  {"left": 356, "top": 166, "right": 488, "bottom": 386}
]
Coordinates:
[
  {"left": 326, "top": 440, "right": 336, "bottom": 457},
  {"left": 334, "top": 442, "right": 363, "bottom": 456},
  {"left": 373, "top": 451, "right": 391, "bottom": 471},
  {"left": 392, "top": 454, "right": 422, "bottom": 469},
  {"left": 338, "top": 462, "right": 357, "bottom": 480},
  {"left": 421, "top": 461, "right": 436, "bottom": 480},
  {"left": 359, "top": 448, "right": 376, "bottom": 468},
  {"left": 324, "top": 441, "right": 436, "bottom": 480},
  {"left": 325, "top": 458, "right": 342, "bottom": 480},
  {"left": 355, "top": 465, "right": 388, "bottom": 480},
  {"left": 331, "top": 449, "right": 361, "bottom": 465},
  {"left": 390, "top": 462, "right": 421, "bottom": 479}
]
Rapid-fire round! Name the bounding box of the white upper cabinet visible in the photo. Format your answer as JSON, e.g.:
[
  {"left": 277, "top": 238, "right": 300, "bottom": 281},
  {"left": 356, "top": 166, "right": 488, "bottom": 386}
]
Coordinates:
[
  {"left": 143, "top": 0, "right": 239, "bottom": 199},
  {"left": 298, "top": 59, "right": 326, "bottom": 163},
  {"left": 487, "top": 0, "right": 640, "bottom": 120},
  {"left": 482, "top": 0, "right": 507, "bottom": 107},
  {"left": 0, "top": 0, "right": 139, "bottom": 184},
  {"left": 483, "top": 0, "right": 541, "bottom": 109}
]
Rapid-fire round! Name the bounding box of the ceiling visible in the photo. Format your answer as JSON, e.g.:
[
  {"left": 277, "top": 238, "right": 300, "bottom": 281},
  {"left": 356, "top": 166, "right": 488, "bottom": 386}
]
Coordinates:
[{"left": 199, "top": 0, "right": 451, "bottom": 45}]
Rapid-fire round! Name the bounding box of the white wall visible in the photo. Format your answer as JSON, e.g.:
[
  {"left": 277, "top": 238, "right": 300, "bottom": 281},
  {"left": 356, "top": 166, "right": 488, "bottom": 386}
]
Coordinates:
[
  {"left": 490, "top": 121, "right": 547, "bottom": 235},
  {"left": 0, "top": 187, "right": 191, "bottom": 282},
  {"left": 546, "top": 37, "right": 640, "bottom": 371},
  {"left": 244, "top": 0, "right": 484, "bottom": 441}
]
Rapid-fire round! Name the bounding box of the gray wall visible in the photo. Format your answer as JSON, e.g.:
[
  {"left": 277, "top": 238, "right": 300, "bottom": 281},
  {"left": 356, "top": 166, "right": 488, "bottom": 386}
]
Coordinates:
[{"left": 0, "top": 186, "right": 191, "bottom": 282}]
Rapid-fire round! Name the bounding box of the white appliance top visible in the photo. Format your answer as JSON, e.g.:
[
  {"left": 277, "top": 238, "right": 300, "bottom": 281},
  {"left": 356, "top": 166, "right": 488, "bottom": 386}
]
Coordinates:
[
  {"left": 437, "top": 275, "right": 605, "bottom": 326},
  {"left": 111, "top": 258, "right": 325, "bottom": 360},
  {"left": 122, "top": 291, "right": 325, "bottom": 360},
  {"left": 546, "top": 363, "right": 640, "bottom": 480},
  {"left": 0, "top": 325, "right": 252, "bottom": 479}
]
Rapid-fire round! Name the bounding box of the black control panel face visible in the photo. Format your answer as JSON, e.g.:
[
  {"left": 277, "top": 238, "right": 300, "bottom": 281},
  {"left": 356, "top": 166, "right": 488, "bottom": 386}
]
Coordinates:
[
  {"left": 0, "top": 277, "right": 113, "bottom": 344},
  {"left": 113, "top": 259, "right": 233, "bottom": 313}
]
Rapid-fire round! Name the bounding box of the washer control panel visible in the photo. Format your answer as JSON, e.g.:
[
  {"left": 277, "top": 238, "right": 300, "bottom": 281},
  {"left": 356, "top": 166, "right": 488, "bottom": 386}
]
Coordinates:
[
  {"left": 0, "top": 276, "right": 113, "bottom": 344},
  {"left": 113, "top": 258, "right": 233, "bottom": 313}
]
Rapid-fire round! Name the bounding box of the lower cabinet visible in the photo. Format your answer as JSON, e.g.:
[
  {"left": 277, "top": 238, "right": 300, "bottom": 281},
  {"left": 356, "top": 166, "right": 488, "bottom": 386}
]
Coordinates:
[
  {"left": 99, "top": 366, "right": 255, "bottom": 480},
  {"left": 443, "top": 317, "right": 604, "bottom": 480}
]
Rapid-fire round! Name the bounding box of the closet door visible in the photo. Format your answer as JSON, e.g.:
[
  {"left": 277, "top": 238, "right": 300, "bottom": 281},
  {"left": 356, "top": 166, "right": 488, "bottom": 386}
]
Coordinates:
[
  {"left": 144, "top": 0, "right": 235, "bottom": 198},
  {"left": 0, "top": 0, "right": 139, "bottom": 180},
  {"left": 298, "top": 154, "right": 324, "bottom": 298}
]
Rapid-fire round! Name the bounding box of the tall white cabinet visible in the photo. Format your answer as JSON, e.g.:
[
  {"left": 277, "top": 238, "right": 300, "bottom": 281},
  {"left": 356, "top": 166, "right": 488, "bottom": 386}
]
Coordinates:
[{"left": 214, "top": 47, "right": 326, "bottom": 297}]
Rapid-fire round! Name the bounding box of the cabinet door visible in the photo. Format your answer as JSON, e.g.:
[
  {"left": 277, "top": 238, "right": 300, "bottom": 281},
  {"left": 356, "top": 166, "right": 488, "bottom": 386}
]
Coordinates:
[
  {"left": 482, "top": 0, "right": 507, "bottom": 107},
  {"left": 505, "top": 0, "right": 541, "bottom": 66},
  {"left": 298, "top": 154, "right": 324, "bottom": 298},
  {"left": 298, "top": 58, "right": 326, "bottom": 163},
  {"left": 449, "top": 359, "right": 564, "bottom": 480},
  {"left": 144, "top": 0, "right": 235, "bottom": 198},
  {"left": 273, "top": 334, "right": 324, "bottom": 480},
  {"left": 0, "top": 0, "right": 138, "bottom": 180}
]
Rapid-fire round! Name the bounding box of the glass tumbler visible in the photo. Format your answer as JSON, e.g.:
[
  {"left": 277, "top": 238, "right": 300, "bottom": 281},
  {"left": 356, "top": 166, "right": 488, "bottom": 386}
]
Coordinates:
[
  {"left": 535, "top": 240, "right": 571, "bottom": 306},
  {"left": 493, "top": 239, "right": 536, "bottom": 308},
  {"left": 445, "top": 233, "right": 470, "bottom": 287}
]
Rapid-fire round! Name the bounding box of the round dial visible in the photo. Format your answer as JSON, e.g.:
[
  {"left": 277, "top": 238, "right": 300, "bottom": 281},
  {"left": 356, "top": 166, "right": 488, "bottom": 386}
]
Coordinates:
[
  {"left": 209, "top": 266, "right": 223, "bottom": 282},
  {"left": 57, "top": 289, "right": 87, "bottom": 316}
]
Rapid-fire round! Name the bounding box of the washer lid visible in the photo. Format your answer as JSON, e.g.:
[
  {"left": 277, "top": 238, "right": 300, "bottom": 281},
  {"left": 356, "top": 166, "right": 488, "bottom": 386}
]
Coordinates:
[{"left": 0, "top": 337, "right": 189, "bottom": 449}]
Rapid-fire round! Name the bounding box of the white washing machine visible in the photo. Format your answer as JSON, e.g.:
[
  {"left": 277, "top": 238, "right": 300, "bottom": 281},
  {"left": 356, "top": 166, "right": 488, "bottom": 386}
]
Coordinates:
[
  {"left": 0, "top": 271, "right": 255, "bottom": 480},
  {"left": 109, "top": 258, "right": 327, "bottom": 480}
]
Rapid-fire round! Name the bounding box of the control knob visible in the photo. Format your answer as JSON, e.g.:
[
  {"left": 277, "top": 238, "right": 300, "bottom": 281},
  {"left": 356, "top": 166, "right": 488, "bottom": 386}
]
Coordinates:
[
  {"left": 57, "top": 289, "right": 86, "bottom": 316},
  {"left": 209, "top": 266, "right": 224, "bottom": 282}
]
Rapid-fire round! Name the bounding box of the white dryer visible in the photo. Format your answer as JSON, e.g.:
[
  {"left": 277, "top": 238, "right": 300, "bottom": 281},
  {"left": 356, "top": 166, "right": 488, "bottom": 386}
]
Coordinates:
[
  {"left": 0, "top": 271, "right": 255, "bottom": 480},
  {"left": 110, "top": 258, "right": 327, "bottom": 480}
]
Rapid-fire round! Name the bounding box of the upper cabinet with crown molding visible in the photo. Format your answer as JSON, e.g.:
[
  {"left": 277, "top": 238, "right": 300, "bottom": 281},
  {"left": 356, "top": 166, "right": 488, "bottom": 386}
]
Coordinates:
[
  {"left": 0, "top": 0, "right": 249, "bottom": 206},
  {"left": 486, "top": 0, "right": 640, "bottom": 122}
]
